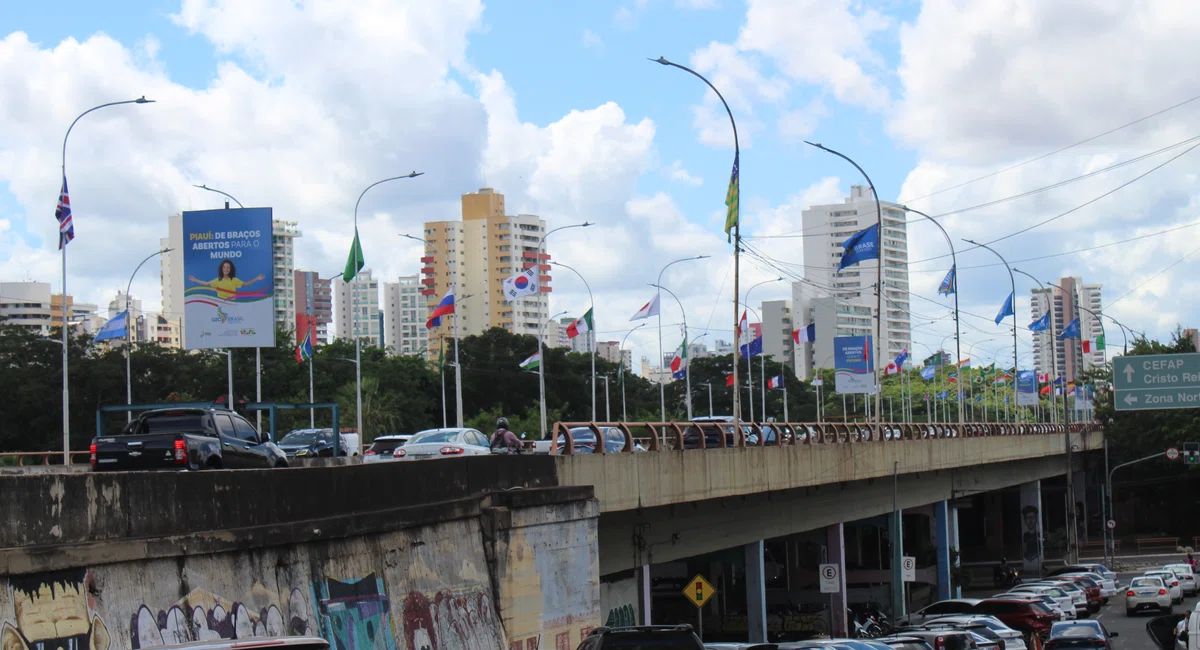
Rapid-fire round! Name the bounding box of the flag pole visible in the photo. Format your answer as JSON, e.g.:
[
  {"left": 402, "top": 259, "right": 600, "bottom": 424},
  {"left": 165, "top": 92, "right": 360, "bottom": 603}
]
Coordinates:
[
  {"left": 965, "top": 239, "right": 1019, "bottom": 423},
  {"left": 553, "top": 261, "right": 597, "bottom": 421}
]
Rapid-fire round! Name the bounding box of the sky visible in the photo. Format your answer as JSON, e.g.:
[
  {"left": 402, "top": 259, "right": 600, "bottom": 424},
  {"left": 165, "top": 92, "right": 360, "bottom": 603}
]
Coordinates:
[{"left": 3, "top": 0, "right": 1200, "bottom": 370}]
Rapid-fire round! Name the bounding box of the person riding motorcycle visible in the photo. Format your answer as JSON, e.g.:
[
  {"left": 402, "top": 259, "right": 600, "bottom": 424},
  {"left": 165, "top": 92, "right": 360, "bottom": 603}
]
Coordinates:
[
  {"left": 993, "top": 557, "right": 1020, "bottom": 587},
  {"left": 490, "top": 417, "right": 522, "bottom": 454}
]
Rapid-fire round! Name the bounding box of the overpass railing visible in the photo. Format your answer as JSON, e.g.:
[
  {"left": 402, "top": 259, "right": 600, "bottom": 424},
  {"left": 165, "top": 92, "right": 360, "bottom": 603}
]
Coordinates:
[{"left": 547, "top": 421, "right": 1102, "bottom": 455}]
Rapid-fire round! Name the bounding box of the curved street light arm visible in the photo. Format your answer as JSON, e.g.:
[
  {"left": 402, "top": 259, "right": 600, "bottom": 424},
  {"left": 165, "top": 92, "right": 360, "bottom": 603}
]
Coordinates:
[
  {"left": 62, "top": 97, "right": 154, "bottom": 172},
  {"left": 192, "top": 184, "right": 244, "bottom": 208},
  {"left": 905, "top": 206, "right": 963, "bottom": 424},
  {"left": 353, "top": 172, "right": 423, "bottom": 227},
  {"left": 963, "top": 239, "right": 1020, "bottom": 422}
]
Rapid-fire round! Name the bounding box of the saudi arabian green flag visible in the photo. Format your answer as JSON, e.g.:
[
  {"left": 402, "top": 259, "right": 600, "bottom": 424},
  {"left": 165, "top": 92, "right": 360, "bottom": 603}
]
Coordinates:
[{"left": 343, "top": 228, "right": 365, "bottom": 282}]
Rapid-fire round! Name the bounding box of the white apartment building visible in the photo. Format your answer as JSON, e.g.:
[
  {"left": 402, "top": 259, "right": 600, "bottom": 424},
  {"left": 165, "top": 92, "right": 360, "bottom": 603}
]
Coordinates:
[
  {"left": 161, "top": 214, "right": 301, "bottom": 345},
  {"left": 382, "top": 275, "right": 428, "bottom": 356},
  {"left": 0, "top": 282, "right": 53, "bottom": 334},
  {"left": 1031, "top": 277, "right": 1104, "bottom": 380},
  {"left": 335, "top": 269, "right": 381, "bottom": 346},
  {"left": 794, "top": 186, "right": 912, "bottom": 380},
  {"left": 761, "top": 299, "right": 795, "bottom": 366},
  {"left": 107, "top": 291, "right": 150, "bottom": 342}
]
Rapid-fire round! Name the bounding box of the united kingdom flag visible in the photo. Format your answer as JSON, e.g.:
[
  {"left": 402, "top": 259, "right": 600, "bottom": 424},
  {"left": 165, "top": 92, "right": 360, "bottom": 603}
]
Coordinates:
[{"left": 55, "top": 176, "right": 74, "bottom": 249}]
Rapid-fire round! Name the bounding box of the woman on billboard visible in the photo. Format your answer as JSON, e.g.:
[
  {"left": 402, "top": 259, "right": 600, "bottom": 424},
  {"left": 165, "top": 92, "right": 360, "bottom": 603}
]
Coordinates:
[{"left": 188, "top": 259, "right": 266, "bottom": 300}]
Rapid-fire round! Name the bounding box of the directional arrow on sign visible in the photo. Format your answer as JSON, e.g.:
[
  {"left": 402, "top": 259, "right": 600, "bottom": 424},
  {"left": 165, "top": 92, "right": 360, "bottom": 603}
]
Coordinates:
[
  {"left": 1124, "top": 394, "right": 1138, "bottom": 405},
  {"left": 1124, "top": 364, "right": 1135, "bottom": 383}
]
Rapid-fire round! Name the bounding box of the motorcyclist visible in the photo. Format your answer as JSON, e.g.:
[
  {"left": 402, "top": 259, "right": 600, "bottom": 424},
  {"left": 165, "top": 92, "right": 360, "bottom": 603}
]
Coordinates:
[{"left": 490, "top": 417, "right": 522, "bottom": 454}]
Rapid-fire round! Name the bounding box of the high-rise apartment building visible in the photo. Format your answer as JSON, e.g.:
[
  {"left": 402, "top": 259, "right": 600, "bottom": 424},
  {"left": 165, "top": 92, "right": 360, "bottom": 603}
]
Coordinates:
[
  {"left": 335, "top": 269, "right": 381, "bottom": 346},
  {"left": 107, "top": 291, "right": 149, "bottom": 342},
  {"left": 382, "top": 275, "right": 428, "bottom": 356},
  {"left": 1031, "top": 277, "right": 1103, "bottom": 380},
  {"left": 761, "top": 300, "right": 794, "bottom": 366},
  {"left": 295, "top": 270, "right": 333, "bottom": 346},
  {"left": 161, "top": 214, "right": 302, "bottom": 344},
  {"left": 0, "top": 282, "right": 97, "bottom": 335},
  {"left": 421, "top": 189, "right": 551, "bottom": 357},
  {"left": 793, "top": 186, "right": 911, "bottom": 379}
]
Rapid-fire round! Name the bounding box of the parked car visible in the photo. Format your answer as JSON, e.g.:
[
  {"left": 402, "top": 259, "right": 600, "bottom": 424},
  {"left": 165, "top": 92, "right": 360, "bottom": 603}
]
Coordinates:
[
  {"left": 1126, "top": 576, "right": 1173, "bottom": 615},
  {"left": 1144, "top": 570, "right": 1185, "bottom": 604},
  {"left": 681, "top": 416, "right": 754, "bottom": 449},
  {"left": 917, "top": 622, "right": 1003, "bottom": 650},
  {"left": 554, "top": 427, "right": 646, "bottom": 454},
  {"left": 888, "top": 627, "right": 980, "bottom": 650},
  {"left": 1004, "top": 587, "right": 1076, "bottom": 620},
  {"left": 90, "top": 407, "right": 287, "bottom": 470},
  {"left": 1163, "top": 564, "right": 1199, "bottom": 596},
  {"left": 1056, "top": 572, "right": 1116, "bottom": 601},
  {"left": 1044, "top": 621, "right": 1117, "bottom": 650},
  {"left": 774, "top": 640, "right": 894, "bottom": 650},
  {"left": 277, "top": 428, "right": 351, "bottom": 458},
  {"left": 364, "top": 434, "right": 412, "bottom": 462},
  {"left": 897, "top": 600, "right": 982, "bottom": 627},
  {"left": 1023, "top": 579, "right": 1096, "bottom": 615},
  {"left": 925, "top": 616, "right": 1027, "bottom": 650},
  {"left": 874, "top": 636, "right": 936, "bottom": 650},
  {"left": 150, "top": 637, "right": 329, "bottom": 650},
  {"left": 392, "top": 427, "right": 491, "bottom": 460},
  {"left": 578, "top": 625, "right": 704, "bottom": 650},
  {"left": 972, "top": 598, "right": 1058, "bottom": 639},
  {"left": 1049, "top": 565, "right": 1117, "bottom": 585}
]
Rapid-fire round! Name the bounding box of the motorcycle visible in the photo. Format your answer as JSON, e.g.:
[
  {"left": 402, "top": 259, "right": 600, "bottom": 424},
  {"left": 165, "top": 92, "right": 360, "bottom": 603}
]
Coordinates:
[
  {"left": 848, "top": 606, "right": 884, "bottom": 639},
  {"left": 993, "top": 565, "right": 1022, "bottom": 588}
]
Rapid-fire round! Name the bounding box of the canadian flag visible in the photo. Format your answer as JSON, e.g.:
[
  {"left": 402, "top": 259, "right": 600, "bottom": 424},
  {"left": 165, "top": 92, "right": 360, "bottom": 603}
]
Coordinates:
[{"left": 1038, "top": 372, "right": 1050, "bottom": 383}]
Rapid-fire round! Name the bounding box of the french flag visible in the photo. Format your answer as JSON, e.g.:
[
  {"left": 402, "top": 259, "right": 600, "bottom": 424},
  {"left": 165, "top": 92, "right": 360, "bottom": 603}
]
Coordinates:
[
  {"left": 767, "top": 375, "right": 783, "bottom": 390},
  {"left": 426, "top": 289, "right": 455, "bottom": 329},
  {"left": 793, "top": 322, "right": 815, "bottom": 344}
]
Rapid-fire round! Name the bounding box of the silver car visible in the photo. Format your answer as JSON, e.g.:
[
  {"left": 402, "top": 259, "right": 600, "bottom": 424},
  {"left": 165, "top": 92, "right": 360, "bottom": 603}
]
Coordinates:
[
  {"left": 364, "top": 434, "right": 412, "bottom": 462},
  {"left": 1005, "top": 587, "right": 1075, "bottom": 619},
  {"left": 392, "top": 428, "right": 491, "bottom": 460},
  {"left": 1164, "top": 564, "right": 1199, "bottom": 596},
  {"left": 925, "top": 615, "right": 1028, "bottom": 650},
  {"left": 1126, "top": 575, "right": 1172, "bottom": 615}
]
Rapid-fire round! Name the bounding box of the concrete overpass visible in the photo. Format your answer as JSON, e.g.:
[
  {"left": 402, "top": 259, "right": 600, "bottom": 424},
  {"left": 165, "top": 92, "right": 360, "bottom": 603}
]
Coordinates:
[{"left": 0, "top": 422, "right": 1102, "bottom": 650}]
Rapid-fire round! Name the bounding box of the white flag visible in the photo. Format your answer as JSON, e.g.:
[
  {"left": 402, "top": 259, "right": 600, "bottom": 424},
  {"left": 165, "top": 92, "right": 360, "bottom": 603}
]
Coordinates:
[
  {"left": 630, "top": 294, "right": 660, "bottom": 321},
  {"left": 503, "top": 267, "right": 539, "bottom": 302}
]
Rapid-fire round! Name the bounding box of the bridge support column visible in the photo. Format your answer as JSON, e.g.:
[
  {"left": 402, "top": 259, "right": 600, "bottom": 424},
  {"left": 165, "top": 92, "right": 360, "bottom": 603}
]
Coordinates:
[
  {"left": 827, "top": 522, "right": 848, "bottom": 638},
  {"left": 745, "top": 540, "right": 767, "bottom": 643},
  {"left": 951, "top": 504, "right": 962, "bottom": 598},
  {"left": 640, "top": 564, "right": 651, "bottom": 626},
  {"left": 891, "top": 508, "right": 905, "bottom": 619},
  {"left": 936, "top": 500, "right": 952, "bottom": 600},
  {"left": 1020, "top": 480, "right": 1044, "bottom": 576}
]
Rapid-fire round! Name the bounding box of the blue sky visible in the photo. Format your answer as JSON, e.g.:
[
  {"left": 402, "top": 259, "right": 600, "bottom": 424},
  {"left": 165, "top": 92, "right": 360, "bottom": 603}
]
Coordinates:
[{"left": 3, "top": 0, "right": 1200, "bottom": 371}]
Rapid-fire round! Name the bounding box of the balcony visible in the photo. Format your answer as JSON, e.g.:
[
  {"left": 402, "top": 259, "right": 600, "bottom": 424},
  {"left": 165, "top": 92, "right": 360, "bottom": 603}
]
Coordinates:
[{"left": 420, "top": 256, "right": 434, "bottom": 264}]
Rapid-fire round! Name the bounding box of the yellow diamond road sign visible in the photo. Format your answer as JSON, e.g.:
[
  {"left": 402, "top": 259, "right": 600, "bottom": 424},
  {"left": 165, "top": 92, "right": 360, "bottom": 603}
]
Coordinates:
[{"left": 683, "top": 574, "right": 716, "bottom": 608}]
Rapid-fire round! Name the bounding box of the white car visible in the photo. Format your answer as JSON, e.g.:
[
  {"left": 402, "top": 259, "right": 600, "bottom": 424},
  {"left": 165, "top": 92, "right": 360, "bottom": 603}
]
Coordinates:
[
  {"left": 1145, "top": 570, "right": 1184, "bottom": 604},
  {"left": 1027, "top": 580, "right": 1090, "bottom": 616},
  {"left": 1126, "top": 575, "right": 1173, "bottom": 615},
  {"left": 392, "top": 428, "right": 492, "bottom": 460},
  {"left": 363, "top": 434, "right": 411, "bottom": 462},
  {"left": 895, "top": 599, "right": 982, "bottom": 626},
  {"left": 1006, "top": 588, "right": 1075, "bottom": 619},
  {"left": 925, "top": 615, "right": 1028, "bottom": 650},
  {"left": 1164, "top": 564, "right": 1199, "bottom": 596},
  {"left": 1060, "top": 571, "right": 1116, "bottom": 599}
]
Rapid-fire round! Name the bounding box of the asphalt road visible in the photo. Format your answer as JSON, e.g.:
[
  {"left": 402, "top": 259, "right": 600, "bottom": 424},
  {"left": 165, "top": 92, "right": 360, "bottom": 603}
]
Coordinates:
[{"left": 1102, "top": 572, "right": 1198, "bottom": 650}]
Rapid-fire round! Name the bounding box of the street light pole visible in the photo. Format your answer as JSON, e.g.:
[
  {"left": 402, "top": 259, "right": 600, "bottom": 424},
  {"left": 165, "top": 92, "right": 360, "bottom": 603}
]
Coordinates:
[
  {"left": 620, "top": 324, "right": 646, "bottom": 422},
  {"left": 124, "top": 248, "right": 171, "bottom": 421},
  {"left": 651, "top": 56, "right": 741, "bottom": 435},
  {"left": 654, "top": 255, "right": 709, "bottom": 421},
  {"left": 600, "top": 376, "right": 611, "bottom": 422},
  {"left": 554, "top": 261, "right": 597, "bottom": 421},
  {"left": 650, "top": 283, "right": 693, "bottom": 420},
  {"left": 904, "top": 207, "right": 963, "bottom": 426},
  {"left": 699, "top": 382, "right": 714, "bottom": 417},
  {"left": 1014, "top": 269, "right": 1059, "bottom": 424},
  {"left": 744, "top": 278, "right": 783, "bottom": 424},
  {"left": 539, "top": 310, "right": 569, "bottom": 437},
  {"left": 964, "top": 239, "right": 1020, "bottom": 422},
  {"left": 535, "top": 223, "right": 592, "bottom": 437},
  {"left": 58, "top": 95, "right": 154, "bottom": 463},
  {"left": 401, "top": 232, "right": 464, "bottom": 427},
  {"left": 350, "top": 172, "right": 423, "bottom": 439}
]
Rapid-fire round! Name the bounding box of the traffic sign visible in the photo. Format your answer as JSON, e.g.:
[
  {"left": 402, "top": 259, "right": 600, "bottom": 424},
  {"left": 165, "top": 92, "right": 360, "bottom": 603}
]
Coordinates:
[
  {"left": 902, "top": 556, "right": 916, "bottom": 582},
  {"left": 1167, "top": 447, "right": 1180, "bottom": 461},
  {"left": 1106, "top": 519, "right": 1116, "bottom": 530},
  {"left": 819, "top": 564, "right": 841, "bottom": 593},
  {"left": 683, "top": 574, "right": 716, "bottom": 608},
  {"left": 1113, "top": 353, "right": 1200, "bottom": 411}
]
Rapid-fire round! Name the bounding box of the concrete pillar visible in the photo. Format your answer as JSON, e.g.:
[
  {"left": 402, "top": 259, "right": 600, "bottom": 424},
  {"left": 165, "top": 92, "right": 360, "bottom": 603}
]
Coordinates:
[
  {"left": 951, "top": 506, "right": 962, "bottom": 598},
  {"left": 1073, "top": 470, "right": 1087, "bottom": 542},
  {"left": 985, "top": 492, "right": 1004, "bottom": 555},
  {"left": 640, "top": 564, "right": 652, "bottom": 626},
  {"left": 935, "top": 501, "right": 952, "bottom": 600},
  {"left": 1020, "top": 480, "right": 1044, "bottom": 575},
  {"left": 745, "top": 540, "right": 767, "bottom": 643},
  {"left": 827, "top": 523, "right": 849, "bottom": 638},
  {"left": 891, "top": 509, "right": 906, "bottom": 618}
]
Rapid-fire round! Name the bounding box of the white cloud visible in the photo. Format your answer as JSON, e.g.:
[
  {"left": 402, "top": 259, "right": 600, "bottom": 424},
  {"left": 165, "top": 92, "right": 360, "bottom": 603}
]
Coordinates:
[
  {"left": 676, "top": 0, "right": 717, "bottom": 8},
  {"left": 581, "top": 29, "right": 603, "bottom": 51},
  {"left": 664, "top": 160, "right": 703, "bottom": 186}
]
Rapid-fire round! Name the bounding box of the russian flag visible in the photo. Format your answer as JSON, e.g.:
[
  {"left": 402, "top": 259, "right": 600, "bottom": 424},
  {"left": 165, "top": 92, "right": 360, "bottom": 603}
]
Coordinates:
[
  {"left": 767, "top": 375, "right": 783, "bottom": 390},
  {"left": 426, "top": 289, "right": 455, "bottom": 329}
]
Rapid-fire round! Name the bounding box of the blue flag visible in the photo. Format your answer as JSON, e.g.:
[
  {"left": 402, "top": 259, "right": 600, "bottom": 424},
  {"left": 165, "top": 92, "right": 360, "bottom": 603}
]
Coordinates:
[
  {"left": 837, "top": 224, "right": 879, "bottom": 271},
  {"left": 920, "top": 366, "right": 936, "bottom": 381},
  {"left": 936, "top": 390, "right": 948, "bottom": 400},
  {"left": 739, "top": 335, "right": 763, "bottom": 358},
  {"left": 995, "top": 292, "right": 1014, "bottom": 324},
  {"left": 1028, "top": 312, "right": 1050, "bottom": 332},
  {"left": 1058, "top": 317, "right": 1081, "bottom": 339},
  {"left": 93, "top": 311, "right": 128, "bottom": 343},
  {"left": 938, "top": 265, "right": 956, "bottom": 296}
]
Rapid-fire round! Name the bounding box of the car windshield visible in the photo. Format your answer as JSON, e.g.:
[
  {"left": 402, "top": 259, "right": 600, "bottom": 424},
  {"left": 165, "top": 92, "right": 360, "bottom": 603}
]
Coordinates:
[
  {"left": 599, "top": 631, "right": 701, "bottom": 648},
  {"left": 563, "top": 428, "right": 598, "bottom": 442},
  {"left": 1051, "top": 626, "right": 1101, "bottom": 639},
  {"left": 133, "top": 415, "right": 206, "bottom": 434},
  {"left": 410, "top": 430, "right": 461, "bottom": 444},
  {"left": 280, "top": 432, "right": 317, "bottom": 444},
  {"left": 1131, "top": 578, "right": 1163, "bottom": 588},
  {"left": 369, "top": 439, "right": 405, "bottom": 453}
]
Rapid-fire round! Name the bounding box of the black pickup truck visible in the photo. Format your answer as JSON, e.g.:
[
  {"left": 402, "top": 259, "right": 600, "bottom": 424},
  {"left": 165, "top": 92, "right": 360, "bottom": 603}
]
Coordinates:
[{"left": 90, "top": 408, "right": 288, "bottom": 470}]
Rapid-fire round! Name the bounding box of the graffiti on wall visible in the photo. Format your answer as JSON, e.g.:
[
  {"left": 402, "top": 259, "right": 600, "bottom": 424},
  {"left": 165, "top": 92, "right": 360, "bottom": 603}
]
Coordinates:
[
  {"left": 401, "top": 589, "right": 501, "bottom": 650},
  {"left": 130, "top": 586, "right": 311, "bottom": 649},
  {"left": 2, "top": 568, "right": 111, "bottom": 650},
  {"left": 604, "top": 604, "right": 635, "bottom": 628},
  {"left": 312, "top": 573, "right": 395, "bottom": 650}
]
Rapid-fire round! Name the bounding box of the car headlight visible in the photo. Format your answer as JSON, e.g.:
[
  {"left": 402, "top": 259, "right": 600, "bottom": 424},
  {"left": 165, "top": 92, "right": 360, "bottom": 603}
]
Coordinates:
[{"left": 296, "top": 449, "right": 308, "bottom": 457}]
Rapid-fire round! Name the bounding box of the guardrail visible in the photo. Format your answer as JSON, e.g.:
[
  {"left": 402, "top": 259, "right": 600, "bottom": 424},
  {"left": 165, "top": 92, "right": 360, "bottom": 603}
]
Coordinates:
[
  {"left": 548, "top": 421, "right": 1101, "bottom": 455},
  {"left": 0, "top": 451, "right": 91, "bottom": 466}
]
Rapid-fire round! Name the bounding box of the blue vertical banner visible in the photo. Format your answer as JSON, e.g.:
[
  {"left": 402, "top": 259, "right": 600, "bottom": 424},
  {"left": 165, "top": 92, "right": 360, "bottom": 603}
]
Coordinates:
[
  {"left": 182, "top": 208, "right": 276, "bottom": 349},
  {"left": 1016, "top": 370, "right": 1038, "bottom": 406},
  {"left": 833, "top": 335, "right": 874, "bottom": 394}
]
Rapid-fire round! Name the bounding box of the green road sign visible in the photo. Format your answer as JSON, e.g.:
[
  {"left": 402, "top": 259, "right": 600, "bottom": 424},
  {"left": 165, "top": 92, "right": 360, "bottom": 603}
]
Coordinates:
[{"left": 1113, "top": 353, "right": 1200, "bottom": 411}]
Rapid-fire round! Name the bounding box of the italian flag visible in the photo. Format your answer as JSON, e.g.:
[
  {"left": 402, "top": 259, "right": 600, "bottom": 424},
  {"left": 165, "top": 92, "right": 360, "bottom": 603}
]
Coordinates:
[
  {"left": 519, "top": 352, "right": 541, "bottom": 371},
  {"left": 1082, "top": 335, "right": 1105, "bottom": 353},
  {"left": 566, "top": 308, "right": 594, "bottom": 339}
]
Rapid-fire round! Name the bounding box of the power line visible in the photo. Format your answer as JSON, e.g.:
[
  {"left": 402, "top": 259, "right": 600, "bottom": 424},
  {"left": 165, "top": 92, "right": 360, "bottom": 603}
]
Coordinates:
[{"left": 1107, "top": 243, "right": 1200, "bottom": 309}]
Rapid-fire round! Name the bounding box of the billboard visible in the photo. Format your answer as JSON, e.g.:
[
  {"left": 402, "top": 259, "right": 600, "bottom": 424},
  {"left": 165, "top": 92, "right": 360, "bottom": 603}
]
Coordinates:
[
  {"left": 834, "top": 335, "right": 874, "bottom": 394},
  {"left": 1016, "top": 370, "right": 1038, "bottom": 406},
  {"left": 182, "top": 208, "right": 276, "bottom": 349}
]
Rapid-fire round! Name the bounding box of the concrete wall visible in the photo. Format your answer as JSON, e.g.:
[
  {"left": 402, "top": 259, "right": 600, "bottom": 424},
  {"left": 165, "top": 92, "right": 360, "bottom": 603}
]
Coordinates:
[
  {"left": 556, "top": 431, "right": 1103, "bottom": 514},
  {"left": 599, "top": 575, "right": 638, "bottom": 628},
  {"left": 0, "top": 488, "right": 599, "bottom": 650}
]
